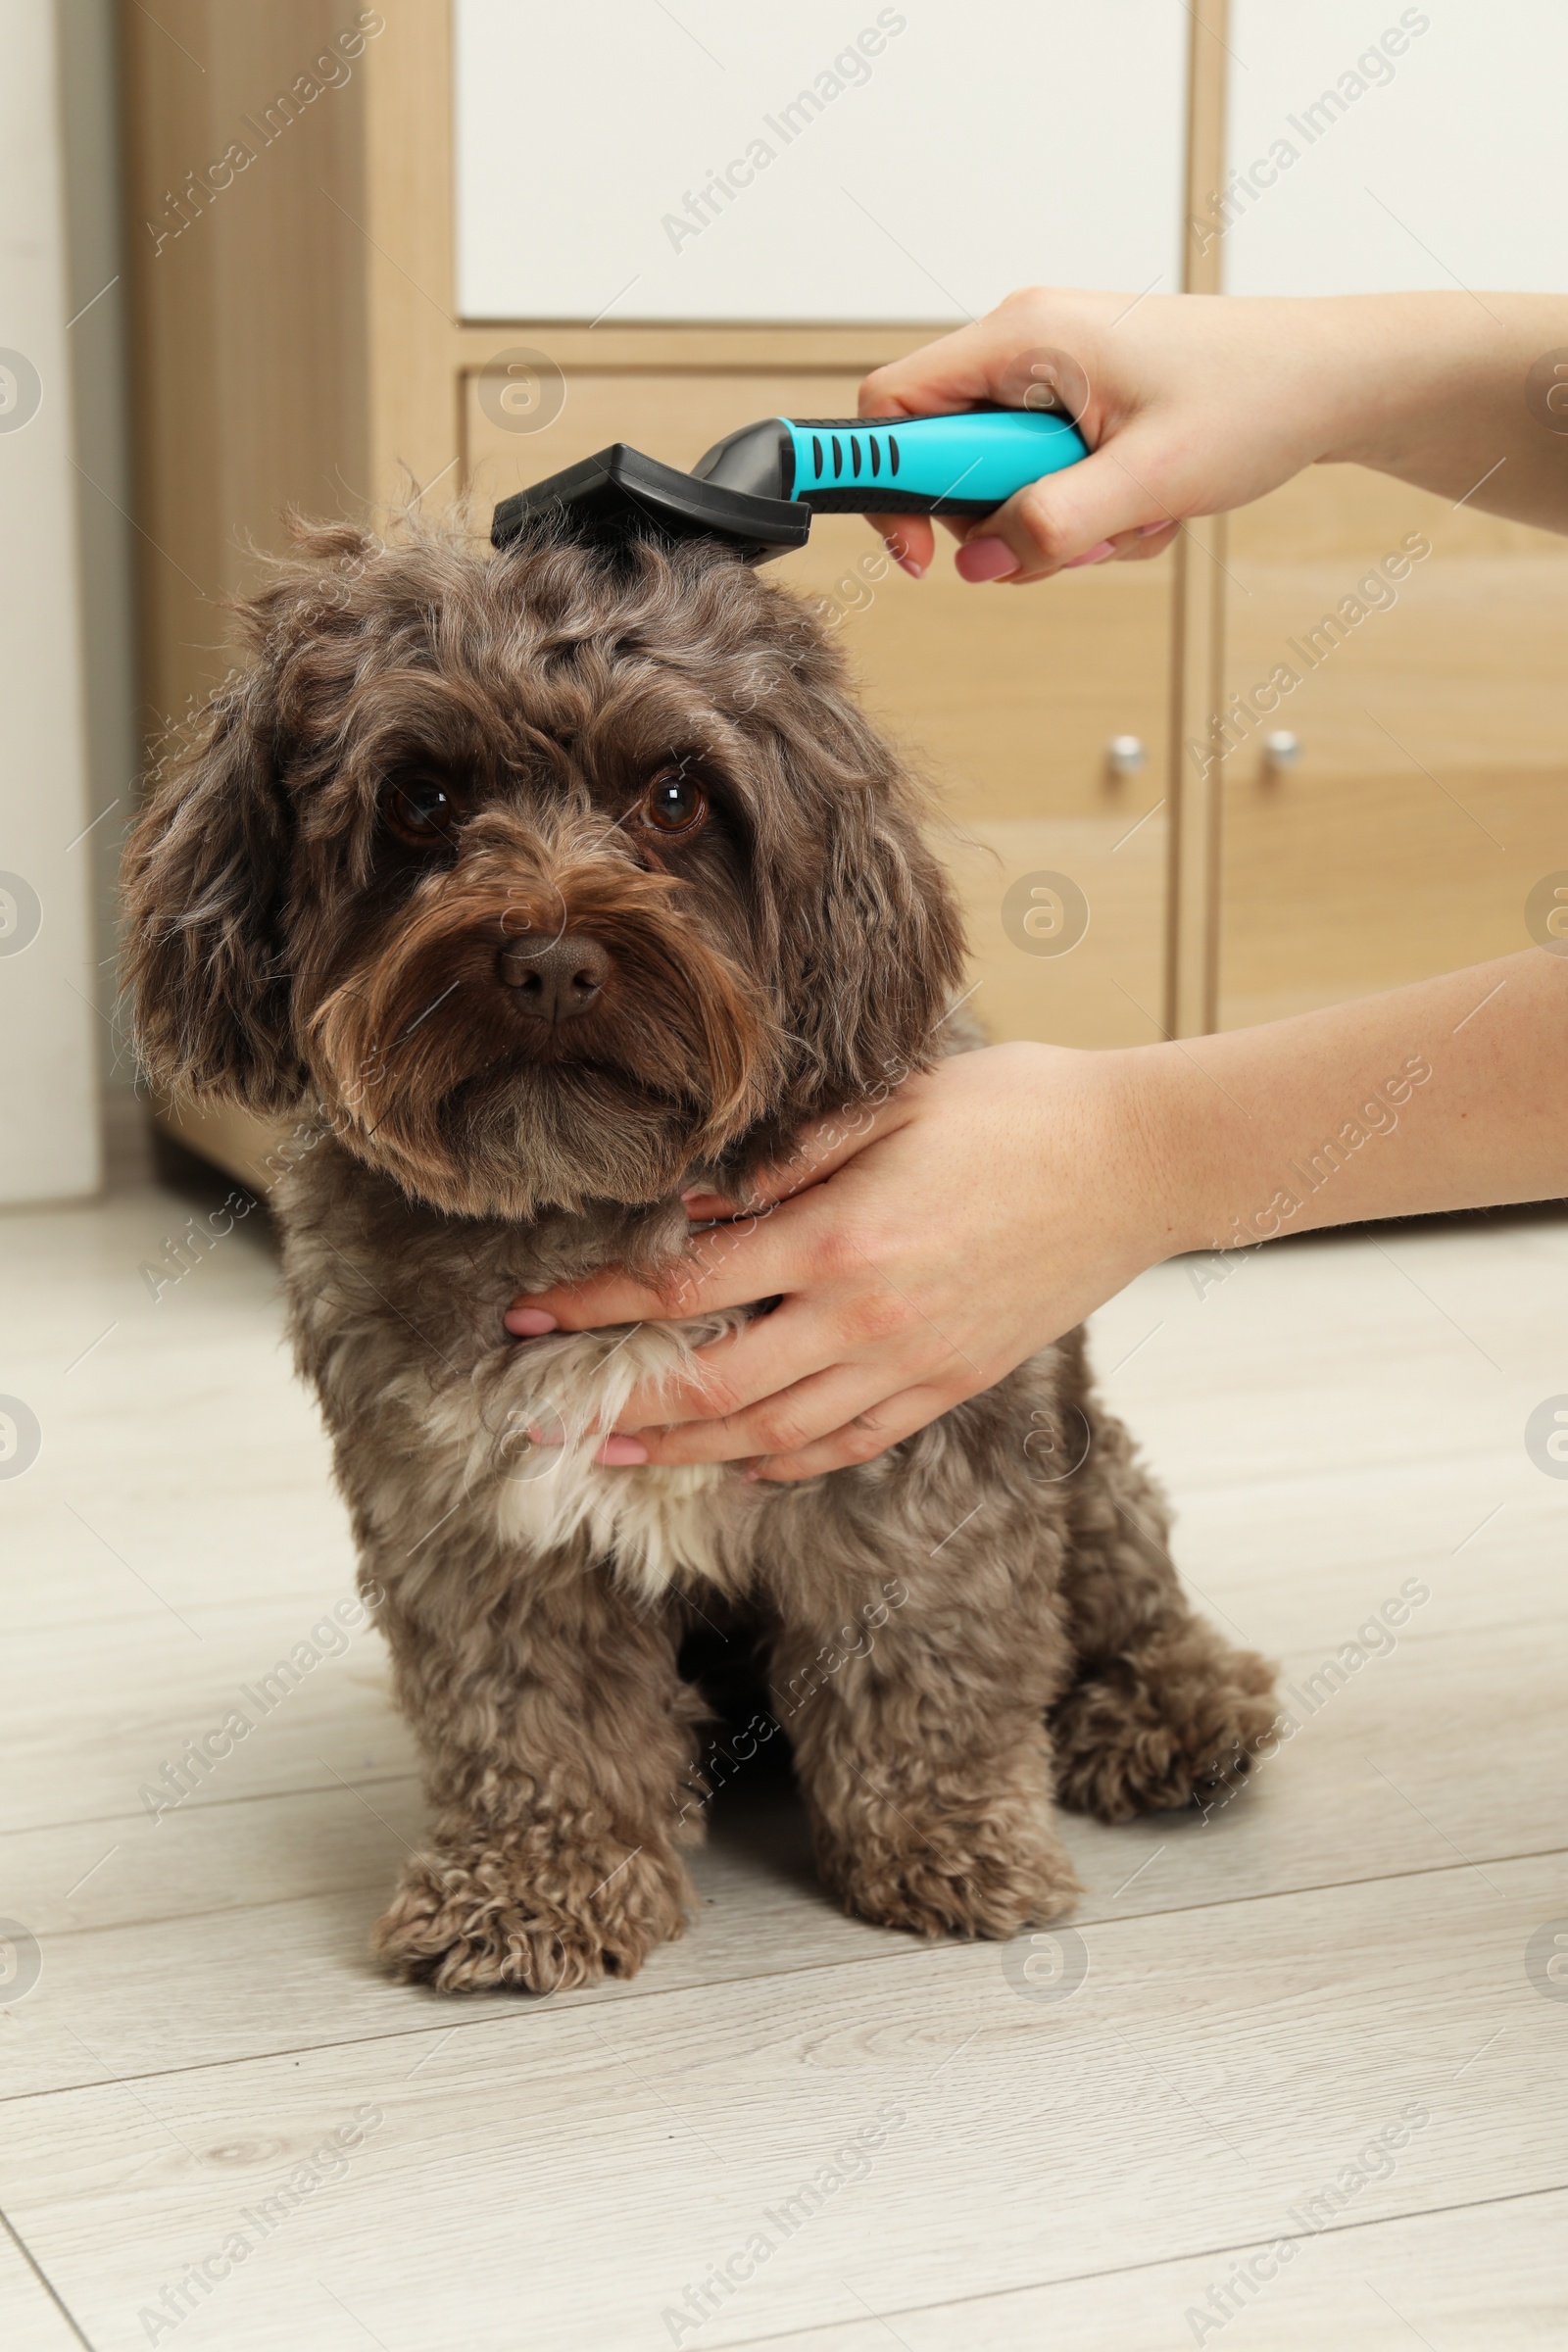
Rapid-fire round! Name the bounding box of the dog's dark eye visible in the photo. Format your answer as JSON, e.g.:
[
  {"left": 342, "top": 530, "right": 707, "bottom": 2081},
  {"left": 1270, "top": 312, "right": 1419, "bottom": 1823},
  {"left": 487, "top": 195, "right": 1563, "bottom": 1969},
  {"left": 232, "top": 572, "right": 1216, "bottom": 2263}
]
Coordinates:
[
  {"left": 641, "top": 770, "right": 707, "bottom": 836},
  {"left": 384, "top": 778, "right": 457, "bottom": 847}
]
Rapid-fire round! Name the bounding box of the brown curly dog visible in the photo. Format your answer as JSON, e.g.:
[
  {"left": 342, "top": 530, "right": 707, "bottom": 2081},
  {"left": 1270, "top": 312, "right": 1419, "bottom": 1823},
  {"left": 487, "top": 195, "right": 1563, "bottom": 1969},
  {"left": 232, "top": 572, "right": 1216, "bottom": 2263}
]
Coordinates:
[{"left": 122, "top": 512, "right": 1276, "bottom": 1995}]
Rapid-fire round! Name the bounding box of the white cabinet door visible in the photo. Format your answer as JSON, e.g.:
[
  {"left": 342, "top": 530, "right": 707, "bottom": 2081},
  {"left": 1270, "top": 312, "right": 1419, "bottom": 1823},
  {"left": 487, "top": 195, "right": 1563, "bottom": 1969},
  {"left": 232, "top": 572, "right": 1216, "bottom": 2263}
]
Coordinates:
[
  {"left": 1221, "top": 1, "right": 1568, "bottom": 293},
  {"left": 453, "top": 0, "right": 1187, "bottom": 322},
  {"left": 0, "top": 0, "right": 101, "bottom": 1202}
]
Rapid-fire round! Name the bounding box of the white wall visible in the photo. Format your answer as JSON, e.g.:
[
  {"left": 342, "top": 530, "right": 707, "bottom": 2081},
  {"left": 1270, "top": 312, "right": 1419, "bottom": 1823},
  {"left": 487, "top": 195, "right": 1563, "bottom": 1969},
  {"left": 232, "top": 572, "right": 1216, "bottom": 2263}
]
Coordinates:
[
  {"left": 454, "top": 0, "right": 1188, "bottom": 322},
  {"left": 0, "top": 0, "right": 102, "bottom": 1202},
  {"left": 1222, "top": 1, "right": 1568, "bottom": 293}
]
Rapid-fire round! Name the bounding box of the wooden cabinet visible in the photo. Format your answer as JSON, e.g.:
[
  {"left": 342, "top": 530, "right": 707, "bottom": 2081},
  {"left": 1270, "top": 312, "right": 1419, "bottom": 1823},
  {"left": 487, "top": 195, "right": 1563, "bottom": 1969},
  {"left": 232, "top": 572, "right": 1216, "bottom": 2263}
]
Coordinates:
[
  {"left": 1213, "top": 0, "right": 1568, "bottom": 1026},
  {"left": 1219, "top": 474, "right": 1568, "bottom": 1029}
]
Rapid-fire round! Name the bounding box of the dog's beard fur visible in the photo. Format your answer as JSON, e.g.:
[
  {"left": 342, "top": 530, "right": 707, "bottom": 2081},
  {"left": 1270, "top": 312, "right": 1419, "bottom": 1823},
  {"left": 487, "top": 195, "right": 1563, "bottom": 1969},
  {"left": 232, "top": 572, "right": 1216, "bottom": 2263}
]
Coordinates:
[{"left": 304, "top": 808, "right": 780, "bottom": 1220}]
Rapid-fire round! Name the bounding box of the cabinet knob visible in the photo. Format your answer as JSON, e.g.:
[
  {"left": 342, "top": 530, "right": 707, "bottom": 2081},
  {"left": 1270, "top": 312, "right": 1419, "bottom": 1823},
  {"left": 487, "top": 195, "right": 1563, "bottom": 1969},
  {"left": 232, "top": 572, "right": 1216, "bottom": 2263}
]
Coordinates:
[
  {"left": 1262, "top": 729, "right": 1300, "bottom": 772},
  {"left": 1105, "top": 733, "right": 1148, "bottom": 777}
]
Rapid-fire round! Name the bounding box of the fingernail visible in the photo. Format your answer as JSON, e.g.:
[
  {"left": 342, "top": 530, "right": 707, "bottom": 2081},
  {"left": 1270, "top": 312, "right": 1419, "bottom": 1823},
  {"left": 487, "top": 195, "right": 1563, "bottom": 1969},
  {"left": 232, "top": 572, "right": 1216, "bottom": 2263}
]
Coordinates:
[
  {"left": 1065, "top": 539, "right": 1116, "bottom": 568},
  {"left": 955, "top": 537, "right": 1019, "bottom": 583},
  {"left": 506, "top": 1307, "right": 559, "bottom": 1337},
  {"left": 886, "top": 542, "right": 925, "bottom": 579},
  {"left": 595, "top": 1435, "right": 649, "bottom": 1467},
  {"left": 526, "top": 1424, "right": 565, "bottom": 1447},
  {"left": 1141, "top": 519, "right": 1171, "bottom": 536},
  {"left": 742, "top": 1464, "right": 763, "bottom": 1483}
]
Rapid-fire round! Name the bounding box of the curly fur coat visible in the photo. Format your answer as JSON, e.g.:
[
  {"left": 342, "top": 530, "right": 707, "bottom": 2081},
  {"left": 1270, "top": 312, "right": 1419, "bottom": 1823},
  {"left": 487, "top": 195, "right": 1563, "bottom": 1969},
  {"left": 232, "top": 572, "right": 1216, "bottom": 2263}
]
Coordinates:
[{"left": 122, "top": 514, "right": 1276, "bottom": 1993}]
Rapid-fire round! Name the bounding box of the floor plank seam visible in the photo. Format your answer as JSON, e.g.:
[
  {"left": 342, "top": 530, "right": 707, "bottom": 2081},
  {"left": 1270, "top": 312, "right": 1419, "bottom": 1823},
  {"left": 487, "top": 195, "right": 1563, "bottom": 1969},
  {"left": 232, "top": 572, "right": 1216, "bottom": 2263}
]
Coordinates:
[
  {"left": 15, "top": 1825, "right": 1568, "bottom": 1956},
  {"left": 2, "top": 1772, "right": 422, "bottom": 1841},
  {"left": 4, "top": 1839, "right": 1566, "bottom": 2109},
  {"left": 716, "top": 2180, "right": 1568, "bottom": 2350},
  {"left": 0, "top": 2202, "right": 98, "bottom": 2350},
  {"left": 13, "top": 1830, "right": 1568, "bottom": 1969}
]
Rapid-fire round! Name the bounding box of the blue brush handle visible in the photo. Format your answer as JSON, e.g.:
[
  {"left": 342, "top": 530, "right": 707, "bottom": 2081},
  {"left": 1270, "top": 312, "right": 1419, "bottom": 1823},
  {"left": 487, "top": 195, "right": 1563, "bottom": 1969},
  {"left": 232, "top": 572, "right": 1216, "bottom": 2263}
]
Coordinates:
[{"left": 782, "top": 410, "right": 1088, "bottom": 514}]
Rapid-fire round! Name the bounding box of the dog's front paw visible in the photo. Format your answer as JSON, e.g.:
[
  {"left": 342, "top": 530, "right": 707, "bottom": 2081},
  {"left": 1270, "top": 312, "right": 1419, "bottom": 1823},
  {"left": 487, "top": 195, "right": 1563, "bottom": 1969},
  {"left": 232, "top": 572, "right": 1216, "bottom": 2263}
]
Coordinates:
[
  {"left": 816, "top": 1801, "right": 1081, "bottom": 1943},
  {"left": 374, "top": 1833, "right": 691, "bottom": 1994}
]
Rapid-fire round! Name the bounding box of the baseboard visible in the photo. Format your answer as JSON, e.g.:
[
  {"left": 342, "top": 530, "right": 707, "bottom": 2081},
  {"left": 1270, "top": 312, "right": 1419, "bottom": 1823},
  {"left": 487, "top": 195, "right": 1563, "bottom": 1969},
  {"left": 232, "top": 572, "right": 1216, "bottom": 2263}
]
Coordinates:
[{"left": 150, "top": 1094, "right": 293, "bottom": 1195}]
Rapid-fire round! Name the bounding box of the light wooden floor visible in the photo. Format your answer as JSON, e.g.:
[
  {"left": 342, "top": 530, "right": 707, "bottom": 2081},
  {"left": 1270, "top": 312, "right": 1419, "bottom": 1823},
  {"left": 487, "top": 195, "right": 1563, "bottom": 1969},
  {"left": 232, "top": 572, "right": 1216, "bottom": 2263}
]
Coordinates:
[{"left": 3, "top": 1151, "right": 1567, "bottom": 2352}]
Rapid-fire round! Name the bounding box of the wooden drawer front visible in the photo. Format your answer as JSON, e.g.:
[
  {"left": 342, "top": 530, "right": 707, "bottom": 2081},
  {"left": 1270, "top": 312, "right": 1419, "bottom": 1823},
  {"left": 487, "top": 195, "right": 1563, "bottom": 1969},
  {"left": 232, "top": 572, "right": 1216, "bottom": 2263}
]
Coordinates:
[
  {"left": 466, "top": 368, "right": 1173, "bottom": 1048},
  {"left": 1219, "top": 473, "right": 1568, "bottom": 1030}
]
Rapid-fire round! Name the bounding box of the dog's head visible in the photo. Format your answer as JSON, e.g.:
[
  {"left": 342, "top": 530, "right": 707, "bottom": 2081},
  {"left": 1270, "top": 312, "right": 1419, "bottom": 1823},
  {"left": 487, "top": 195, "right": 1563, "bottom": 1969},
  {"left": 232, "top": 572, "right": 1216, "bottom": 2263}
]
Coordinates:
[{"left": 122, "top": 514, "right": 965, "bottom": 1219}]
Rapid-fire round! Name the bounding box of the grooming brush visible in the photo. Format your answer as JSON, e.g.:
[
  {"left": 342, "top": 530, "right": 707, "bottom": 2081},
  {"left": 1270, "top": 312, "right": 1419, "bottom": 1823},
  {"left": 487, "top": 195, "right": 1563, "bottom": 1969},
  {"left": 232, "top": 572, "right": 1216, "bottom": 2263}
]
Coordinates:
[{"left": 491, "top": 408, "right": 1090, "bottom": 565}]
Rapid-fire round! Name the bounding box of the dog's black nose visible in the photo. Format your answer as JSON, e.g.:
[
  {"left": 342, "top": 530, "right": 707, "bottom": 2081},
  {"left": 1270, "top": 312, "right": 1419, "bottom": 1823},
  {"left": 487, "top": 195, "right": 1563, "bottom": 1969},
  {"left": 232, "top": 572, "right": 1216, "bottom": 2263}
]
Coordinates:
[{"left": 498, "top": 930, "right": 610, "bottom": 1023}]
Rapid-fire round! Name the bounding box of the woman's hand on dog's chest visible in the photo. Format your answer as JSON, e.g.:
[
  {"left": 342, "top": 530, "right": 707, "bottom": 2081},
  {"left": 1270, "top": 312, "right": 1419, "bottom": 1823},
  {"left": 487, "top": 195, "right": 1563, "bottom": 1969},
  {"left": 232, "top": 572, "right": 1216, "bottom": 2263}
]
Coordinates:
[{"left": 503, "top": 1042, "right": 1164, "bottom": 1482}]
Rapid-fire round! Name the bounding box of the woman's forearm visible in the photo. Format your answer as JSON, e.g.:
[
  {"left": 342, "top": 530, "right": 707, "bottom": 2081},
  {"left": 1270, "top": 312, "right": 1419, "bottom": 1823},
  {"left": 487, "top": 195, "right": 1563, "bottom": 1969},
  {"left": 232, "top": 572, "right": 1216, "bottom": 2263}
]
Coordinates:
[
  {"left": 1313, "top": 292, "right": 1568, "bottom": 531},
  {"left": 1134, "top": 950, "right": 1568, "bottom": 1262}
]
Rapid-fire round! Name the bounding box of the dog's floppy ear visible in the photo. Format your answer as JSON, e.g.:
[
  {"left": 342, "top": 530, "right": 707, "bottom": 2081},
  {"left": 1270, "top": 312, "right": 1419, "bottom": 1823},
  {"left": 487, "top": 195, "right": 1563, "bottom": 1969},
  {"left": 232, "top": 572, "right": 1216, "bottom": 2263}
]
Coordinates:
[
  {"left": 757, "top": 647, "right": 968, "bottom": 1105},
  {"left": 799, "top": 779, "right": 967, "bottom": 1096},
  {"left": 122, "top": 668, "right": 304, "bottom": 1113}
]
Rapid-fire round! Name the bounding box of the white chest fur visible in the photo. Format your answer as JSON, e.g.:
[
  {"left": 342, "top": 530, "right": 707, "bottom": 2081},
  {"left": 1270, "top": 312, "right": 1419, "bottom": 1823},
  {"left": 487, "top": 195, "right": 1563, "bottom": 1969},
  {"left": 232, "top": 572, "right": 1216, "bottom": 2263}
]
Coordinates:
[{"left": 423, "top": 1308, "right": 758, "bottom": 1601}]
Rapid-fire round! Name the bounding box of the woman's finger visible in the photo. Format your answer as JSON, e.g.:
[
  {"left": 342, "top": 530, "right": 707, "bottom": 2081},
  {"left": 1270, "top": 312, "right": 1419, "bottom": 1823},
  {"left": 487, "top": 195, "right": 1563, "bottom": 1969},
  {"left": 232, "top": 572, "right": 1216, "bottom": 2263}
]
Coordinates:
[
  {"left": 610, "top": 1298, "right": 873, "bottom": 1436},
  {"left": 505, "top": 1179, "right": 852, "bottom": 1334},
  {"left": 747, "top": 1381, "right": 964, "bottom": 1483},
  {"left": 860, "top": 514, "right": 934, "bottom": 577},
  {"left": 632, "top": 1353, "right": 947, "bottom": 1469},
  {"left": 858, "top": 318, "right": 1028, "bottom": 420},
  {"left": 615, "top": 1289, "right": 958, "bottom": 1448},
  {"left": 680, "top": 1089, "right": 917, "bottom": 1226},
  {"left": 951, "top": 428, "right": 1176, "bottom": 583},
  {"left": 1111, "top": 519, "right": 1179, "bottom": 562}
]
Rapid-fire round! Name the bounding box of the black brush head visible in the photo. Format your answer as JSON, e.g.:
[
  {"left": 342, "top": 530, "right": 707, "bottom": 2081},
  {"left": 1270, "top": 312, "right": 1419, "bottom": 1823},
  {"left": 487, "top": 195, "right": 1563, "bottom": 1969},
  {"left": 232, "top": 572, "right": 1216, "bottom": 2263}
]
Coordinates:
[{"left": 491, "top": 443, "right": 809, "bottom": 566}]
